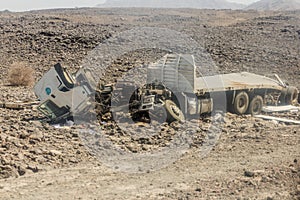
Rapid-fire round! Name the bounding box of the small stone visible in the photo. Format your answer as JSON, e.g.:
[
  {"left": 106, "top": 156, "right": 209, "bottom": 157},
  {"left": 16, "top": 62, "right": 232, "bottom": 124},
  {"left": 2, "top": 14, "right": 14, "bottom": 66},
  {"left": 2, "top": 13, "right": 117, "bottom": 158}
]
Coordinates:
[
  {"left": 49, "top": 150, "right": 62, "bottom": 156},
  {"left": 127, "top": 144, "right": 137, "bottom": 153},
  {"left": 296, "top": 184, "right": 300, "bottom": 193},
  {"left": 30, "top": 120, "right": 43, "bottom": 128},
  {"left": 71, "top": 132, "right": 79, "bottom": 137},
  {"left": 30, "top": 148, "right": 43, "bottom": 155},
  {"left": 27, "top": 165, "right": 39, "bottom": 173},
  {"left": 29, "top": 132, "right": 44, "bottom": 141},
  {"left": 17, "top": 166, "right": 26, "bottom": 176},
  {"left": 0, "top": 148, "right": 5, "bottom": 154},
  {"left": 17, "top": 153, "right": 25, "bottom": 160},
  {"left": 69, "top": 158, "right": 78, "bottom": 163},
  {"left": 19, "top": 131, "right": 30, "bottom": 139},
  {"left": 141, "top": 145, "right": 148, "bottom": 151},
  {"left": 244, "top": 170, "right": 255, "bottom": 177}
]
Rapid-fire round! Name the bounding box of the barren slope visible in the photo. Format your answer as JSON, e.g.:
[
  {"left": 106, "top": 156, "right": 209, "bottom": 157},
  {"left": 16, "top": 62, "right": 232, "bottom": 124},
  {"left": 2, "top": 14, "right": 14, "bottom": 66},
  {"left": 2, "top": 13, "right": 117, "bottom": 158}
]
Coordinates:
[{"left": 246, "top": 0, "right": 300, "bottom": 11}]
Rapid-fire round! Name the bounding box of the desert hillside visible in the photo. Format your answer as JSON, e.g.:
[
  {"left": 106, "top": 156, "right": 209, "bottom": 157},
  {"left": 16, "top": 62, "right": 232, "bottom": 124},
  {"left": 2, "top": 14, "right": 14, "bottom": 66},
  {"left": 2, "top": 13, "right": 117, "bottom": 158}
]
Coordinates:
[
  {"left": 98, "top": 0, "right": 245, "bottom": 9},
  {"left": 246, "top": 0, "right": 300, "bottom": 10}
]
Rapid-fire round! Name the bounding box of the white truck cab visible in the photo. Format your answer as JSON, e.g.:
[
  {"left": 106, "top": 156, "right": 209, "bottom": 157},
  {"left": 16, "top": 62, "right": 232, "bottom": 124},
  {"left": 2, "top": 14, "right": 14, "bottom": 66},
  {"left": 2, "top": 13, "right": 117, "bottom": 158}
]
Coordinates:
[{"left": 34, "top": 63, "right": 96, "bottom": 122}]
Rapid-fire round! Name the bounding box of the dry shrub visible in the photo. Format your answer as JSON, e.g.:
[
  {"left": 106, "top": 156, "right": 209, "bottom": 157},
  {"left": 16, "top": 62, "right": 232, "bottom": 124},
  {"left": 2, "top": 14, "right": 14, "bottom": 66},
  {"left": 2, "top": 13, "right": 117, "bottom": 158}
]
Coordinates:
[{"left": 7, "top": 62, "right": 35, "bottom": 86}]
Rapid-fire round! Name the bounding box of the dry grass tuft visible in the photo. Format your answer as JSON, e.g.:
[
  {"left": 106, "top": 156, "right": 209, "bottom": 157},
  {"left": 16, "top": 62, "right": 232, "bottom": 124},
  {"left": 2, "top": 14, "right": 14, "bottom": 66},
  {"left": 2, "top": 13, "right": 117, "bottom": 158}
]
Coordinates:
[{"left": 7, "top": 62, "right": 35, "bottom": 86}]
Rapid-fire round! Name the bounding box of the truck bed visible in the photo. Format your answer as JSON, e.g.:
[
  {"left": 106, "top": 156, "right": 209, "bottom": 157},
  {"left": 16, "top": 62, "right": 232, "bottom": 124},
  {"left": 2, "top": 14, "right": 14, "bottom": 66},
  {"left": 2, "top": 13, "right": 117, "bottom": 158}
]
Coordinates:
[{"left": 194, "top": 72, "right": 283, "bottom": 93}]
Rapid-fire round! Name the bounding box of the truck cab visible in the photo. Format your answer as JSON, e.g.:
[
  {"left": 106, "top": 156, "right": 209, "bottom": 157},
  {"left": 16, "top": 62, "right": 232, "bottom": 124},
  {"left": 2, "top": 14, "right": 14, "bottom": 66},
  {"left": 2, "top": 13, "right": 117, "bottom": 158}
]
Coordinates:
[{"left": 34, "top": 63, "right": 96, "bottom": 122}]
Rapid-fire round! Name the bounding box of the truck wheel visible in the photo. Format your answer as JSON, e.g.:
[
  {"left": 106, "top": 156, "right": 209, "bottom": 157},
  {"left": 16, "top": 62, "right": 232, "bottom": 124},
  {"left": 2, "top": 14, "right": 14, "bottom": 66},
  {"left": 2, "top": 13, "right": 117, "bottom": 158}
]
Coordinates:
[
  {"left": 54, "top": 63, "right": 74, "bottom": 89},
  {"left": 233, "top": 91, "right": 249, "bottom": 115},
  {"left": 149, "top": 104, "right": 167, "bottom": 124},
  {"left": 284, "top": 87, "right": 299, "bottom": 105},
  {"left": 165, "top": 100, "right": 185, "bottom": 122},
  {"left": 248, "top": 95, "right": 263, "bottom": 115}
]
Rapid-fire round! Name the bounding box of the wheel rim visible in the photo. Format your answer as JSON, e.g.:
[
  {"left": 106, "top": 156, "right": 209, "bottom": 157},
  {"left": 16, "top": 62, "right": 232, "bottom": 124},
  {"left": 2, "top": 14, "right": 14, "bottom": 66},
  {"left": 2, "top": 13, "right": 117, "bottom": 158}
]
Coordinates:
[
  {"left": 239, "top": 98, "right": 246, "bottom": 108},
  {"left": 170, "top": 105, "right": 181, "bottom": 117},
  {"left": 252, "top": 101, "right": 261, "bottom": 113},
  {"left": 248, "top": 95, "right": 263, "bottom": 115},
  {"left": 234, "top": 92, "right": 249, "bottom": 114},
  {"left": 165, "top": 100, "right": 185, "bottom": 122}
]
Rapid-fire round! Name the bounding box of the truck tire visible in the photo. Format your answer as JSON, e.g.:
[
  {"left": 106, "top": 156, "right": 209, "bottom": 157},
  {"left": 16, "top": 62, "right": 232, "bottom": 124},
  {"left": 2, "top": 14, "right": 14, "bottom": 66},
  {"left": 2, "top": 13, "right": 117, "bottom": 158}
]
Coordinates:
[
  {"left": 284, "top": 87, "right": 299, "bottom": 105},
  {"left": 149, "top": 104, "right": 167, "bottom": 124},
  {"left": 165, "top": 100, "right": 185, "bottom": 122},
  {"left": 233, "top": 91, "right": 249, "bottom": 115},
  {"left": 54, "top": 63, "right": 74, "bottom": 89},
  {"left": 247, "top": 95, "right": 263, "bottom": 115}
]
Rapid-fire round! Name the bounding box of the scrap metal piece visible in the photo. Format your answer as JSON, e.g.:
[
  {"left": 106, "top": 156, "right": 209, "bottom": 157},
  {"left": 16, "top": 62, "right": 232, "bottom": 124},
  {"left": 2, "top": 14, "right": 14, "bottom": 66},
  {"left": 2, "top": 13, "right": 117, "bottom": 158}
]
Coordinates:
[
  {"left": 1, "top": 101, "right": 39, "bottom": 110},
  {"left": 255, "top": 114, "right": 300, "bottom": 125},
  {"left": 262, "top": 105, "right": 300, "bottom": 113},
  {"left": 274, "top": 74, "right": 287, "bottom": 88}
]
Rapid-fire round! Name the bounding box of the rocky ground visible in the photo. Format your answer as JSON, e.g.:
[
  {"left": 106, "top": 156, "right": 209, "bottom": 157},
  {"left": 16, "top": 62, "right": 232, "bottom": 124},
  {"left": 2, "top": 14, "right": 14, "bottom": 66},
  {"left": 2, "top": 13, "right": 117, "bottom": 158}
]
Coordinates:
[{"left": 0, "top": 8, "right": 299, "bottom": 199}]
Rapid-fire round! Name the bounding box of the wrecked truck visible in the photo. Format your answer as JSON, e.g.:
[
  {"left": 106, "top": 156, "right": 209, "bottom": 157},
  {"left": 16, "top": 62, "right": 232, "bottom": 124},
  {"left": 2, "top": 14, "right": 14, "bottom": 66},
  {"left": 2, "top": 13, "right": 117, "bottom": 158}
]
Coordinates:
[
  {"left": 34, "top": 64, "right": 97, "bottom": 122},
  {"left": 34, "top": 54, "right": 299, "bottom": 123}
]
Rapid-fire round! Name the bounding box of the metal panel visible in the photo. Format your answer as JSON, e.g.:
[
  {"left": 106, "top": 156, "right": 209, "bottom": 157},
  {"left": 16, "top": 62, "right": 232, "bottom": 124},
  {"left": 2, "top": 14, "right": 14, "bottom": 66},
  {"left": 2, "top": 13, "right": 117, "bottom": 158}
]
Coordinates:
[
  {"left": 194, "top": 72, "right": 283, "bottom": 93},
  {"left": 147, "top": 54, "right": 284, "bottom": 95},
  {"left": 147, "top": 54, "right": 196, "bottom": 93}
]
